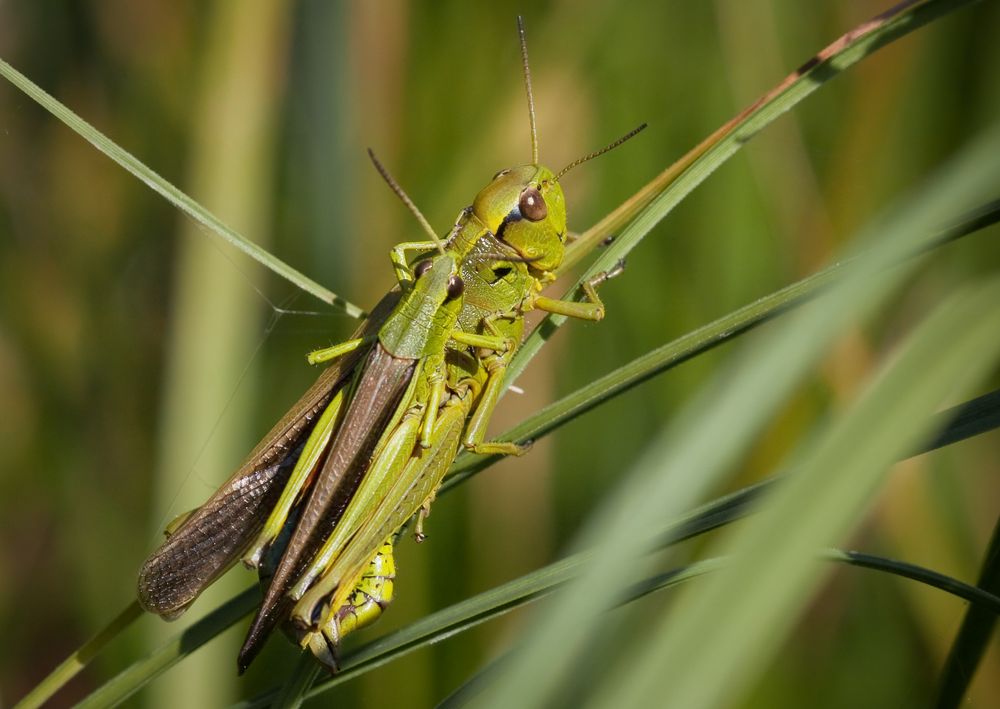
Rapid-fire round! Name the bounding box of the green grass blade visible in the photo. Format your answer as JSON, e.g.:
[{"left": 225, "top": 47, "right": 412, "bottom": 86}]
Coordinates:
[
  {"left": 0, "top": 59, "right": 365, "bottom": 319},
  {"left": 507, "top": 0, "right": 977, "bottom": 388},
  {"left": 834, "top": 549, "right": 1000, "bottom": 616},
  {"left": 927, "top": 385, "right": 1000, "bottom": 451},
  {"left": 604, "top": 279, "right": 1000, "bottom": 709},
  {"left": 934, "top": 518, "right": 1000, "bottom": 708},
  {"left": 11, "top": 602, "right": 143, "bottom": 709},
  {"left": 436, "top": 549, "right": 1000, "bottom": 709},
  {"left": 75, "top": 589, "right": 257, "bottom": 709}
]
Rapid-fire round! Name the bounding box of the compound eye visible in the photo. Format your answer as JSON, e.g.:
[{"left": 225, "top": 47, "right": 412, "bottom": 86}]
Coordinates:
[
  {"left": 446, "top": 274, "right": 464, "bottom": 299},
  {"left": 519, "top": 186, "right": 547, "bottom": 222},
  {"left": 413, "top": 259, "right": 433, "bottom": 279}
]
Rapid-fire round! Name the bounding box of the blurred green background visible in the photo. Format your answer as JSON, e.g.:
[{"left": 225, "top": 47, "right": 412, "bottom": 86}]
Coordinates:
[{"left": 1, "top": 1, "right": 998, "bottom": 706}]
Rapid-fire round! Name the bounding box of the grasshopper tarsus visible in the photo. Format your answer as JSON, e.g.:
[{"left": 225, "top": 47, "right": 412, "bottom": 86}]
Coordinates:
[
  {"left": 600, "top": 257, "right": 627, "bottom": 283},
  {"left": 587, "top": 258, "right": 627, "bottom": 292}
]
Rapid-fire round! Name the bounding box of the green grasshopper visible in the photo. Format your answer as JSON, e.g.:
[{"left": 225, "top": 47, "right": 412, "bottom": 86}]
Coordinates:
[{"left": 137, "top": 17, "right": 643, "bottom": 673}]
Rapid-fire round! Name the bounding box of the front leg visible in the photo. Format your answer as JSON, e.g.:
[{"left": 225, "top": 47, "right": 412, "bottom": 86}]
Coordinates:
[
  {"left": 390, "top": 212, "right": 468, "bottom": 285},
  {"left": 390, "top": 240, "right": 445, "bottom": 286},
  {"left": 529, "top": 258, "right": 626, "bottom": 322}
]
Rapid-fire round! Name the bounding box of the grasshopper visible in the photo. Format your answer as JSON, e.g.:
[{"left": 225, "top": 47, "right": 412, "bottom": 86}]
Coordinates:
[{"left": 137, "top": 17, "right": 643, "bottom": 673}]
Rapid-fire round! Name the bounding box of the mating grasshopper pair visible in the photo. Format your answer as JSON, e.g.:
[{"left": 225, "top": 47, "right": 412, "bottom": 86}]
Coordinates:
[{"left": 137, "top": 18, "right": 642, "bottom": 673}]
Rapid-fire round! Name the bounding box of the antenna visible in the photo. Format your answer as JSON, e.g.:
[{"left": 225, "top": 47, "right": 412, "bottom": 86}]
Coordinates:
[
  {"left": 367, "top": 148, "right": 445, "bottom": 254},
  {"left": 517, "top": 16, "right": 539, "bottom": 165},
  {"left": 556, "top": 123, "right": 648, "bottom": 181}
]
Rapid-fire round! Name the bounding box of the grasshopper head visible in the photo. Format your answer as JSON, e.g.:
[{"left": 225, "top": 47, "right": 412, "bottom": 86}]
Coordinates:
[{"left": 471, "top": 164, "right": 567, "bottom": 273}]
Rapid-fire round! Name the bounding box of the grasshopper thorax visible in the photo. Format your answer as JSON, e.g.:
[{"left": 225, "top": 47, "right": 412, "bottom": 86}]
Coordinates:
[
  {"left": 380, "top": 253, "right": 465, "bottom": 358},
  {"left": 471, "top": 164, "right": 567, "bottom": 273}
]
